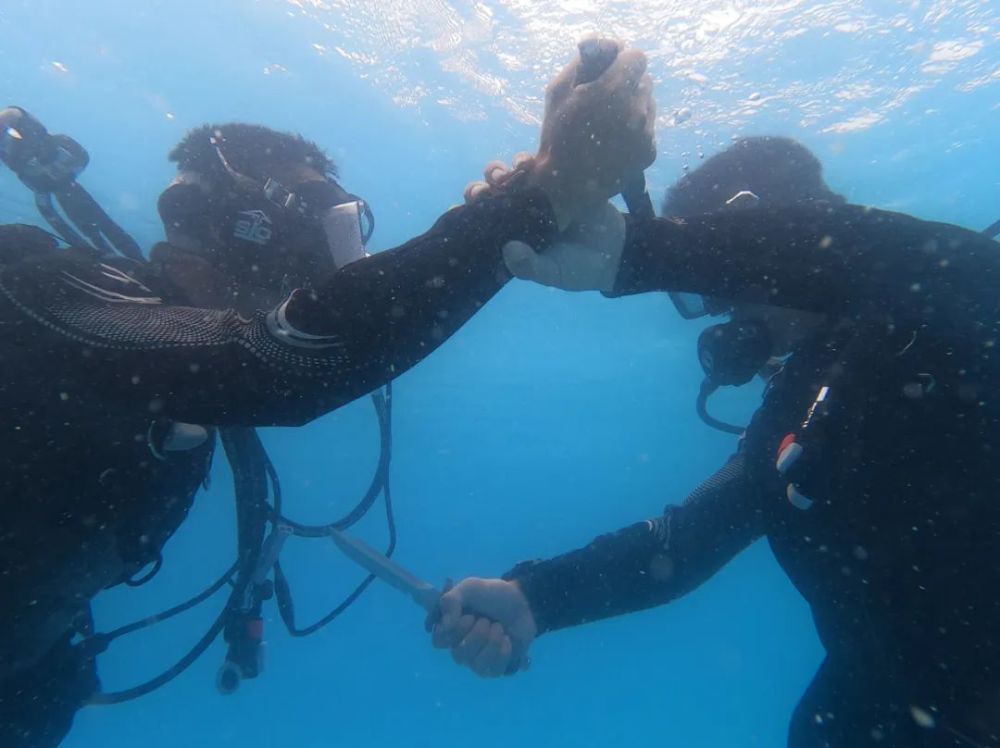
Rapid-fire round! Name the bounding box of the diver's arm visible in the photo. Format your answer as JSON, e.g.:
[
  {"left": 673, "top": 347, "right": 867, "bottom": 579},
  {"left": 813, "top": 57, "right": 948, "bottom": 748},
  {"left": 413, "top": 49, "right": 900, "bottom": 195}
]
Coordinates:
[
  {"left": 504, "top": 454, "right": 764, "bottom": 634},
  {"left": 613, "top": 205, "right": 1000, "bottom": 336},
  {"left": 0, "top": 188, "right": 555, "bottom": 427}
]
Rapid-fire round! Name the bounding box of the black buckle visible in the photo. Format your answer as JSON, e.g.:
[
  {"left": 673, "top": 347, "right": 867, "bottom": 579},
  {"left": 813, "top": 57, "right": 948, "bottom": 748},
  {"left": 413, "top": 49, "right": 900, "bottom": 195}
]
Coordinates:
[{"left": 262, "top": 177, "right": 297, "bottom": 210}]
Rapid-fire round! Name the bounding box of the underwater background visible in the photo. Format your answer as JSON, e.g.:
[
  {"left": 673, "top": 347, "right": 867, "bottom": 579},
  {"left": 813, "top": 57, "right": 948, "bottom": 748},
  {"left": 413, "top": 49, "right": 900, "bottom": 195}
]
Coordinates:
[{"left": 1, "top": 1, "right": 998, "bottom": 745}]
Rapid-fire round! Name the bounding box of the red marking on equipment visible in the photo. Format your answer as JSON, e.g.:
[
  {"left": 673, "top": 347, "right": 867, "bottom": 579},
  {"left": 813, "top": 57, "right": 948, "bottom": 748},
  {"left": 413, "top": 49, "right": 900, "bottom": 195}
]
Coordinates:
[
  {"left": 779, "top": 433, "right": 796, "bottom": 454},
  {"left": 776, "top": 435, "right": 804, "bottom": 475}
]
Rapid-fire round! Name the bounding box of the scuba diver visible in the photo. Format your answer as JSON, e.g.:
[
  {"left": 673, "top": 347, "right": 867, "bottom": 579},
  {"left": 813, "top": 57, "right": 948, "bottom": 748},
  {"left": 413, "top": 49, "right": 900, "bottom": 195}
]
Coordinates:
[
  {"left": 0, "top": 42, "right": 657, "bottom": 748},
  {"left": 431, "top": 136, "right": 1000, "bottom": 747}
]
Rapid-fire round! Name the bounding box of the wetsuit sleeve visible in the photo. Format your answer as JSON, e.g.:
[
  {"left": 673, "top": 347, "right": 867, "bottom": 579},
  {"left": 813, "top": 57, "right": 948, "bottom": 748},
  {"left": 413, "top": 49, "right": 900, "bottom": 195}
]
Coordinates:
[
  {"left": 612, "top": 205, "right": 1000, "bottom": 338},
  {"left": 0, "top": 188, "right": 556, "bottom": 426},
  {"left": 504, "top": 453, "right": 765, "bottom": 634}
]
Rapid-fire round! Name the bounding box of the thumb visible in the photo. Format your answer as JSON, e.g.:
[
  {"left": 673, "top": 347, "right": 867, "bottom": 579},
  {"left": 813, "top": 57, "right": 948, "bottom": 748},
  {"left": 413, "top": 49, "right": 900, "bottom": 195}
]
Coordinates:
[
  {"left": 502, "top": 240, "right": 561, "bottom": 287},
  {"left": 437, "top": 585, "right": 464, "bottom": 626},
  {"left": 544, "top": 56, "right": 578, "bottom": 112},
  {"left": 427, "top": 584, "right": 465, "bottom": 645},
  {"left": 501, "top": 240, "right": 538, "bottom": 277}
]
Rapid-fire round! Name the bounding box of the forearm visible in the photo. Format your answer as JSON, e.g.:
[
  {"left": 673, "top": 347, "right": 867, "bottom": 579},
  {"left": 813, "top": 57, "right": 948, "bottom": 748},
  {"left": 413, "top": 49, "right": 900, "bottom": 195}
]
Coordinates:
[
  {"left": 260, "top": 185, "right": 557, "bottom": 421},
  {"left": 504, "top": 518, "right": 682, "bottom": 634},
  {"left": 612, "top": 205, "right": 1000, "bottom": 336},
  {"left": 506, "top": 456, "right": 763, "bottom": 634},
  {"left": 287, "top": 186, "right": 557, "bottom": 346},
  {"left": 2, "top": 188, "right": 556, "bottom": 427}
]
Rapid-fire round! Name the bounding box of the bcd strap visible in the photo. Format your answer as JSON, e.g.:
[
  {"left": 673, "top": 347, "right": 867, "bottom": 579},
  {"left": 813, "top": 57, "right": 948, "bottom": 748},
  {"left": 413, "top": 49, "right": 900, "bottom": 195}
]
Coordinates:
[{"left": 773, "top": 325, "right": 887, "bottom": 510}]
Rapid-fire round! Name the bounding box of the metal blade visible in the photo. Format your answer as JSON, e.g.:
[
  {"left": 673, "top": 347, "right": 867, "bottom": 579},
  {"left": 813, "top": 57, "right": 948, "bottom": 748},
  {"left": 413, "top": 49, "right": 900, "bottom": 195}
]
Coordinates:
[{"left": 329, "top": 528, "right": 440, "bottom": 612}]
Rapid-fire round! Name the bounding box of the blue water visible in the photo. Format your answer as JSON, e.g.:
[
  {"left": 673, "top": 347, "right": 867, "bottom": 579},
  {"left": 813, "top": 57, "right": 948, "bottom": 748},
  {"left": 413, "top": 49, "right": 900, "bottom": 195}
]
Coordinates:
[{"left": 2, "top": 1, "right": 998, "bottom": 746}]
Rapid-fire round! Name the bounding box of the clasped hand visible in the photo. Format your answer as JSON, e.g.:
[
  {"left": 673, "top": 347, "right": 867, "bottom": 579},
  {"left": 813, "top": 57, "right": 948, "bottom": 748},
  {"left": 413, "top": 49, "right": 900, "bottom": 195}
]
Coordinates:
[
  {"left": 466, "top": 38, "right": 655, "bottom": 293},
  {"left": 428, "top": 577, "right": 537, "bottom": 679},
  {"left": 430, "top": 41, "right": 656, "bottom": 680}
]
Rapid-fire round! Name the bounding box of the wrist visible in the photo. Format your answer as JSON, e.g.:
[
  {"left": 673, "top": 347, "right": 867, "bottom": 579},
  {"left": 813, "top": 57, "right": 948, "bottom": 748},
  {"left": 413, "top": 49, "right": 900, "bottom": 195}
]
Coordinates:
[
  {"left": 510, "top": 579, "right": 540, "bottom": 641},
  {"left": 503, "top": 560, "right": 558, "bottom": 635}
]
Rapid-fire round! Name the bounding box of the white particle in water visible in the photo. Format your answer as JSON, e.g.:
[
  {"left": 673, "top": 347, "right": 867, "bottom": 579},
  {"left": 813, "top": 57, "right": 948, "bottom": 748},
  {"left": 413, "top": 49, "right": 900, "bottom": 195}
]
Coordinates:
[{"left": 909, "top": 705, "right": 936, "bottom": 729}]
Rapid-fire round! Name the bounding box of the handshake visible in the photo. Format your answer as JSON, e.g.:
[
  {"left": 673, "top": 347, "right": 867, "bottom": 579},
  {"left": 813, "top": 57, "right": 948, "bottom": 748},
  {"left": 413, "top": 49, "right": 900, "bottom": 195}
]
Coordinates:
[
  {"left": 330, "top": 41, "right": 655, "bottom": 682},
  {"left": 425, "top": 39, "right": 655, "bottom": 680},
  {"left": 427, "top": 577, "right": 538, "bottom": 679},
  {"left": 332, "top": 527, "right": 538, "bottom": 680},
  {"left": 469, "top": 37, "right": 656, "bottom": 295}
]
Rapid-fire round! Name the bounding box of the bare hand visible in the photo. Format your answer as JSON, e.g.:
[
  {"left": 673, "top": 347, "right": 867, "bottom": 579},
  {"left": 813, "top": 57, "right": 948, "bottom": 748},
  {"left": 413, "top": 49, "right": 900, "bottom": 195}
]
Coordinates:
[
  {"left": 532, "top": 40, "right": 656, "bottom": 227},
  {"left": 466, "top": 160, "right": 628, "bottom": 293},
  {"left": 428, "top": 577, "right": 538, "bottom": 679},
  {"left": 463, "top": 152, "right": 535, "bottom": 204}
]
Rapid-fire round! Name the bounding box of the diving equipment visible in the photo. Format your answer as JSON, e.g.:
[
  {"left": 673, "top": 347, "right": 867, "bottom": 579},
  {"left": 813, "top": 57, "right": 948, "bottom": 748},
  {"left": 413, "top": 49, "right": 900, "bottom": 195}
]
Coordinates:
[
  {"left": 668, "top": 292, "right": 733, "bottom": 320},
  {"left": 329, "top": 528, "right": 442, "bottom": 613},
  {"left": 695, "top": 319, "right": 773, "bottom": 435},
  {"left": 0, "top": 106, "right": 143, "bottom": 261},
  {"left": 697, "top": 319, "right": 772, "bottom": 388},
  {"left": 158, "top": 139, "right": 374, "bottom": 273},
  {"left": 1, "top": 107, "right": 396, "bottom": 704},
  {"left": 329, "top": 527, "right": 527, "bottom": 675}
]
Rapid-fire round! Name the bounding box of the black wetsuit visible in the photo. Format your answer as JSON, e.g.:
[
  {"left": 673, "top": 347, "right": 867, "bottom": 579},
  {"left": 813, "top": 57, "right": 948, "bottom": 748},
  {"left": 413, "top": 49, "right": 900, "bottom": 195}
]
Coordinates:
[
  {"left": 507, "top": 206, "right": 1000, "bottom": 747},
  {"left": 0, "top": 187, "right": 556, "bottom": 747}
]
